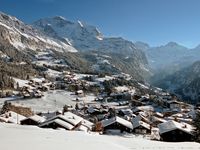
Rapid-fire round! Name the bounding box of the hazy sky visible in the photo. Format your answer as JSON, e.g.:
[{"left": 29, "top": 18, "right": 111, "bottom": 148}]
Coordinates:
[{"left": 0, "top": 0, "right": 200, "bottom": 48}]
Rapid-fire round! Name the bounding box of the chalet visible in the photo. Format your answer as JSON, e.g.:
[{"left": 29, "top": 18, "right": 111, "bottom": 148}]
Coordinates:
[
  {"left": 38, "top": 111, "right": 61, "bottom": 120},
  {"left": 0, "top": 111, "right": 26, "bottom": 124},
  {"left": 158, "top": 120, "right": 194, "bottom": 142},
  {"left": 151, "top": 128, "right": 160, "bottom": 140},
  {"left": 110, "top": 92, "right": 132, "bottom": 101},
  {"left": 34, "top": 90, "right": 43, "bottom": 98},
  {"left": 39, "top": 112, "right": 84, "bottom": 130},
  {"left": 76, "top": 119, "right": 94, "bottom": 132},
  {"left": 151, "top": 116, "right": 167, "bottom": 127},
  {"left": 39, "top": 118, "right": 74, "bottom": 130},
  {"left": 75, "top": 90, "right": 84, "bottom": 97},
  {"left": 130, "top": 99, "right": 144, "bottom": 107},
  {"left": 165, "top": 100, "right": 183, "bottom": 110},
  {"left": 20, "top": 115, "right": 46, "bottom": 125},
  {"left": 118, "top": 108, "right": 133, "bottom": 117},
  {"left": 101, "top": 116, "right": 133, "bottom": 133},
  {"left": 132, "top": 116, "right": 151, "bottom": 134}
]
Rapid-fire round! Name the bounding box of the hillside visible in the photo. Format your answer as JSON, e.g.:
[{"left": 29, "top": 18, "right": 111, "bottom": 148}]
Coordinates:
[{"left": 0, "top": 12, "right": 149, "bottom": 84}]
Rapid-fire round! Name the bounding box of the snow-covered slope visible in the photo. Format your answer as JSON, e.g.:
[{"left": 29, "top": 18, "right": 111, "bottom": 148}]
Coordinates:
[
  {"left": 0, "top": 12, "right": 78, "bottom": 53},
  {"left": 0, "top": 123, "right": 199, "bottom": 150},
  {"left": 33, "top": 16, "right": 103, "bottom": 52}
]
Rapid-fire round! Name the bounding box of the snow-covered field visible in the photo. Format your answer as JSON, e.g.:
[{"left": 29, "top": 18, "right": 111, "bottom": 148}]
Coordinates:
[
  {"left": 0, "top": 123, "right": 199, "bottom": 150},
  {"left": 7, "top": 90, "right": 96, "bottom": 113}
]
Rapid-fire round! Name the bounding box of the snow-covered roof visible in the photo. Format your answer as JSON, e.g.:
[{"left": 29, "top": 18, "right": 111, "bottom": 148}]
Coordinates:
[
  {"left": 21, "top": 115, "right": 46, "bottom": 123},
  {"left": 152, "top": 116, "right": 167, "bottom": 123},
  {"left": 101, "top": 116, "right": 133, "bottom": 130},
  {"left": 31, "top": 78, "right": 45, "bottom": 83},
  {"left": 158, "top": 120, "right": 194, "bottom": 135},
  {"left": 132, "top": 116, "right": 150, "bottom": 130},
  {"left": 0, "top": 111, "right": 26, "bottom": 124},
  {"left": 76, "top": 125, "right": 89, "bottom": 132},
  {"left": 40, "top": 118, "right": 74, "bottom": 130},
  {"left": 62, "top": 112, "right": 83, "bottom": 126},
  {"left": 81, "top": 119, "right": 94, "bottom": 130},
  {"left": 136, "top": 105, "right": 154, "bottom": 112}
]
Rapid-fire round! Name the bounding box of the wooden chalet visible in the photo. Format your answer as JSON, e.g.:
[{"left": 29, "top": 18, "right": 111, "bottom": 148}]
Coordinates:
[
  {"left": 20, "top": 115, "right": 46, "bottom": 125},
  {"left": 101, "top": 116, "right": 133, "bottom": 133},
  {"left": 158, "top": 120, "right": 194, "bottom": 142}
]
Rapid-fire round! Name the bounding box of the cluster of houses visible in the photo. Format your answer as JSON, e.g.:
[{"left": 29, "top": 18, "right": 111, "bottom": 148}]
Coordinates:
[
  {"left": 18, "top": 78, "right": 55, "bottom": 99},
  {"left": 0, "top": 94, "right": 196, "bottom": 142}
]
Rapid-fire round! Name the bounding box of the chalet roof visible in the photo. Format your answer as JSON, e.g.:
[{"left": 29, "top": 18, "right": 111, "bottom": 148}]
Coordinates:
[
  {"left": 101, "top": 116, "right": 133, "bottom": 130},
  {"left": 0, "top": 111, "right": 26, "bottom": 124},
  {"left": 158, "top": 120, "right": 194, "bottom": 135},
  {"left": 31, "top": 78, "right": 45, "bottom": 83},
  {"left": 81, "top": 119, "right": 94, "bottom": 130},
  {"left": 40, "top": 112, "right": 83, "bottom": 128},
  {"left": 134, "top": 105, "right": 154, "bottom": 112},
  {"left": 132, "top": 116, "right": 150, "bottom": 130},
  {"left": 119, "top": 109, "right": 133, "bottom": 115},
  {"left": 152, "top": 116, "right": 167, "bottom": 123},
  {"left": 39, "top": 118, "right": 74, "bottom": 130},
  {"left": 21, "top": 115, "right": 46, "bottom": 123},
  {"left": 76, "top": 125, "right": 89, "bottom": 132},
  {"left": 60, "top": 112, "right": 83, "bottom": 126}
]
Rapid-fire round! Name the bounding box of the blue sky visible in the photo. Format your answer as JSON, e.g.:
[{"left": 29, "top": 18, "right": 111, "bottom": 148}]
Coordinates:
[{"left": 0, "top": 0, "right": 200, "bottom": 48}]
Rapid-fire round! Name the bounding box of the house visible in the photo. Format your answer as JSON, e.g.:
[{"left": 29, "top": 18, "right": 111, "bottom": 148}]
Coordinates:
[
  {"left": 39, "top": 112, "right": 84, "bottom": 131},
  {"left": 132, "top": 116, "right": 151, "bottom": 134},
  {"left": 167, "top": 100, "right": 182, "bottom": 110},
  {"left": 20, "top": 115, "right": 46, "bottom": 125},
  {"left": 0, "top": 111, "right": 26, "bottom": 124},
  {"left": 39, "top": 118, "right": 74, "bottom": 130},
  {"left": 151, "top": 116, "right": 167, "bottom": 127},
  {"left": 75, "top": 90, "right": 84, "bottom": 97},
  {"left": 158, "top": 120, "right": 194, "bottom": 142},
  {"left": 37, "top": 111, "right": 61, "bottom": 120},
  {"left": 101, "top": 116, "right": 133, "bottom": 133},
  {"left": 118, "top": 108, "right": 133, "bottom": 117},
  {"left": 76, "top": 119, "right": 94, "bottom": 132}
]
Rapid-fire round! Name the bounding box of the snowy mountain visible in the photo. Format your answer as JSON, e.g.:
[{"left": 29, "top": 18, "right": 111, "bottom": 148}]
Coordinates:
[
  {"left": 0, "top": 12, "right": 78, "bottom": 53},
  {"left": 33, "top": 16, "right": 149, "bottom": 80},
  {"left": 0, "top": 12, "right": 149, "bottom": 81},
  {"left": 33, "top": 16, "right": 103, "bottom": 51},
  {"left": 33, "top": 16, "right": 147, "bottom": 57}
]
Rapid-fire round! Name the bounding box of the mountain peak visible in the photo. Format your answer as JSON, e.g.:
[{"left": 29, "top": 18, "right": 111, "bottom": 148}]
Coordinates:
[
  {"left": 53, "top": 16, "right": 66, "bottom": 21},
  {"left": 166, "top": 42, "right": 179, "bottom": 47}
]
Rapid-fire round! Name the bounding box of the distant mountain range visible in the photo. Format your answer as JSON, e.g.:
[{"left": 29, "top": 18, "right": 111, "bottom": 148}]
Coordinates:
[
  {"left": 134, "top": 41, "right": 200, "bottom": 103},
  {"left": 135, "top": 41, "right": 200, "bottom": 70}
]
